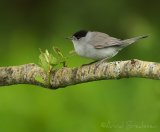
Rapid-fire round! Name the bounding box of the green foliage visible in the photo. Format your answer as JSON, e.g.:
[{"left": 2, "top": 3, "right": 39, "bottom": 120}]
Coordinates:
[
  {"left": 39, "top": 49, "right": 57, "bottom": 72},
  {"left": 39, "top": 47, "right": 67, "bottom": 72},
  {"left": 53, "top": 47, "right": 68, "bottom": 67},
  {"left": 37, "top": 47, "right": 68, "bottom": 84},
  {"left": 35, "top": 75, "right": 45, "bottom": 84}
]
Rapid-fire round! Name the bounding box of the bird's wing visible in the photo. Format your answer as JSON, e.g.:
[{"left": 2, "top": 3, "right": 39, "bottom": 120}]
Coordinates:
[{"left": 89, "top": 32, "right": 122, "bottom": 49}]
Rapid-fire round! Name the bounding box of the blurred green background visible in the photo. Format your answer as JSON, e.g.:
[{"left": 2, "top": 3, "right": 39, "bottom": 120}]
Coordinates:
[{"left": 0, "top": 0, "right": 160, "bottom": 132}]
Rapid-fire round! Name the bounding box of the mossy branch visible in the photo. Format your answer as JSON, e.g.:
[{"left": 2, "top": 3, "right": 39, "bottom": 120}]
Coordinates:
[{"left": 0, "top": 59, "right": 160, "bottom": 89}]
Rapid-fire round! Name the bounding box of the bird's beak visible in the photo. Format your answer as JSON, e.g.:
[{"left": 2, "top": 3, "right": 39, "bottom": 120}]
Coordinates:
[{"left": 66, "top": 36, "right": 73, "bottom": 40}]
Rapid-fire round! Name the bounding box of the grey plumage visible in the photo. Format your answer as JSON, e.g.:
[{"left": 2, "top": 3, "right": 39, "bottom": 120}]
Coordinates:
[
  {"left": 69, "top": 30, "right": 148, "bottom": 60},
  {"left": 121, "top": 35, "right": 148, "bottom": 47},
  {"left": 89, "top": 32, "right": 148, "bottom": 49}
]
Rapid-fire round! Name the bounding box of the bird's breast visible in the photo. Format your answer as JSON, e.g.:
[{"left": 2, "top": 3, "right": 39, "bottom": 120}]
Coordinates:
[{"left": 73, "top": 41, "right": 118, "bottom": 60}]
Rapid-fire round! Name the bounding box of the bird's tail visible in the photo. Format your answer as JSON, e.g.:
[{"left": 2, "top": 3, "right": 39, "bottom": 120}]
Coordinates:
[{"left": 122, "top": 35, "right": 148, "bottom": 47}]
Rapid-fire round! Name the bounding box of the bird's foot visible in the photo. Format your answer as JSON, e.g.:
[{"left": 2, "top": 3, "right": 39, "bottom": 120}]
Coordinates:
[
  {"left": 95, "top": 58, "right": 108, "bottom": 67},
  {"left": 81, "top": 58, "right": 108, "bottom": 67}
]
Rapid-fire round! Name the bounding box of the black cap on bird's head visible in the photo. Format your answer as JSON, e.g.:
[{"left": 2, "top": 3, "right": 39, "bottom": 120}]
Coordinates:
[
  {"left": 66, "top": 30, "right": 88, "bottom": 40},
  {"left": 72, "top": 30, "right": 88, "bottom": 40}
]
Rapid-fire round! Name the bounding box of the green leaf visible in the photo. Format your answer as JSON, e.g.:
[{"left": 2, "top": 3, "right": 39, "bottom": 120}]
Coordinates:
[
  {"left": 35, "top": 75, "right": 45, "bottom": 84},
  {"left": 45, "top": 49, "right": 50, "bottom": 57},
  {"left": 48, "top": 54, "right": 58, "bottom": 65},
  {"left": 38, "top": 47, "right": 68, "bottom": 72},
  {"left": 53, "top": 47, "right": 64, "bottom": 58},
  {"left": 39, "top": 51, "right": 50, "bottom": 72}
]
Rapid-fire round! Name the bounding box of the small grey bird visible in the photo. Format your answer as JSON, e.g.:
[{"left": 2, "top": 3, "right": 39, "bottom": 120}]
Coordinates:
[{"left": 68, "top": 30, "right": 148, "bottom": 61}]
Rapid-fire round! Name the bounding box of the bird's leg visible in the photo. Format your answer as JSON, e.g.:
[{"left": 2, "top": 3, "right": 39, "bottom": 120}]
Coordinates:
[
  {"left": 81, "top": 60, "right": 99, "bottom": 66},
  {"left": 95, "top": 58, "right": 109, "bottom": 67},
  {"left": 81, "top": 58, "right": 108, "bottom": 67}
]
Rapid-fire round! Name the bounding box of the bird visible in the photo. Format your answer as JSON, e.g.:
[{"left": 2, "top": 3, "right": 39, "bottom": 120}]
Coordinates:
[{"left": 67, "top": 30, "right": 148, "bottom": 62}]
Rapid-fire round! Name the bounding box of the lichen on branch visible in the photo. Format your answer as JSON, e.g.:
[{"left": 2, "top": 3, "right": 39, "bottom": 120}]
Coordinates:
[{"left": 0, "top": 59, "right": 160, "bottom": 89}]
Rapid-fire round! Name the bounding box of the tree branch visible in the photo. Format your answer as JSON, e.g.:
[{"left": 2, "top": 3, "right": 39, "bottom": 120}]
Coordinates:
[{"left": 0, "top": 59, "right": 160, "bottom": 89}]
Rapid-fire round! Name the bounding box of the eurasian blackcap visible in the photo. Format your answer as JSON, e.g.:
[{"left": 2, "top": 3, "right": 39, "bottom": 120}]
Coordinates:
[{"left": 68, "top": 30, "right": 148, "bottom": 61}]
